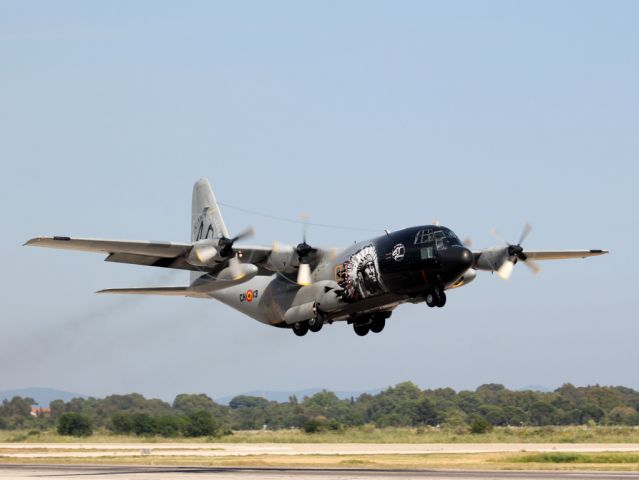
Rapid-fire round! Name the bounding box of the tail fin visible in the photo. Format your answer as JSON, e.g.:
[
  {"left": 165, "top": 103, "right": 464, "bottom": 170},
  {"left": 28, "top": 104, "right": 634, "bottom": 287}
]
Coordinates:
[
  {"left": 191, "top": 179, "right": 229, "bottom": 282},
  {"left": 191, "top": 179, "right": 229, "bottom": 242}
]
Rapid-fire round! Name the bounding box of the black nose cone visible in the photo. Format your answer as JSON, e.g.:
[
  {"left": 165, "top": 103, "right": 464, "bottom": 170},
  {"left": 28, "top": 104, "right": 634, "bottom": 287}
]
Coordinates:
[{"left": 439, "top": 246, "right": 474, "bottom": 277}]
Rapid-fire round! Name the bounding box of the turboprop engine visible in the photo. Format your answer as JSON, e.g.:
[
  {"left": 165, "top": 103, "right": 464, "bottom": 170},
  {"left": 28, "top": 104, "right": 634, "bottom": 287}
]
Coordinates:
[
  {"left": 189, "top": 262, "right": 258, "bottom": 294},
  {"left": 187, "top": 239, "right": 219, "bottom": 267},
  {"left": 448, "top": 268, "right": 477, "bottom": 289},
  {"left": 283, "top": 280, "right": 345, "bottom": 325}
]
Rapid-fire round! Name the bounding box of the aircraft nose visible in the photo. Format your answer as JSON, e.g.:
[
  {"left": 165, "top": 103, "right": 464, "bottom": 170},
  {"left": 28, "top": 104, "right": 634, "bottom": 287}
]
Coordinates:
[{"left": 439, "top": 246, "right": 474, "bottom": 274}]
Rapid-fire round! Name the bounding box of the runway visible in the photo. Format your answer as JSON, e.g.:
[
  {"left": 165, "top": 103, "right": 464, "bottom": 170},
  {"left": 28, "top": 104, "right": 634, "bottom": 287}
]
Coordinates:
[{"left": 2, "top": 465, "right": 639, "bottom": 480}]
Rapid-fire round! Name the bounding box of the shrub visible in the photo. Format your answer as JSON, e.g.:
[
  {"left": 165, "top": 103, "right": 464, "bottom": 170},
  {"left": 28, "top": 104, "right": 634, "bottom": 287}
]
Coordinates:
[
  {"left": 469, "top": 416, "right": 493, "bottom": 434},
  {"left": 183, "top": 410, "right": 218, "bottom": 437},
  {"left": 131, "top": 413, "right": 156, "bottom": 436},
  {"left": 57, "top": 413, "right": 93, "bottom": 437},
  {"left": 110, "top": 413, "right": 134, "bottom": 434},
  {"left": 302, "top": 416, "right": 327, "bottom": 433},
  {"left": 154, "top": 415, "right": 183, "bottom": 437}
]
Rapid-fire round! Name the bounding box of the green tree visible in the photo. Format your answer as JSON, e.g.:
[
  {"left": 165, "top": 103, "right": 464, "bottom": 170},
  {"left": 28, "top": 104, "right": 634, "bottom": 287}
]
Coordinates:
[
  {"left": 415, "top": 398, "right": 439, "bottom": 426},
  {"left": 154, "top": 415, "right": 183, "bottom": 437},
  {"left": 173, "top": 394, "right": 217, "bottom": 413},
  {"left": 110, "top": 413, "right": 134, "bottom": 434},
  {"left": 229, "top": 395, "right": 269, "bottom": 410},
  {"left": 131, "top": 413, "right": 156, "bottom": 436},
  {"left": 608, "top": 406, "right": 639, "bottom": 426},
  {"left": 529, "top": 401, "right": 555, "bottom": 426},
  {"left": 57, "top": 413, "right": 93, "bottom": 437},
  {"left": 183, "top": 410, "right": 218, "bottom": 437}
]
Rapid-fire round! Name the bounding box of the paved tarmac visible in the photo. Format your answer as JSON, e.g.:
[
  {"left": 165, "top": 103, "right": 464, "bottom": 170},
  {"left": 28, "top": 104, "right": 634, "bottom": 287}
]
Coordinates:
[{"left": 2, "top": 465, "right": 639, "bottom": 480}]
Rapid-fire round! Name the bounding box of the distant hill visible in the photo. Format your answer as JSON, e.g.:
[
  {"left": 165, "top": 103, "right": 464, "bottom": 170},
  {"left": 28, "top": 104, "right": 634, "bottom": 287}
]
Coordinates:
[
  {"left": 517, "top": 385, "right": 553, "bottom": 393},
  {"left": 0, "top": 387, "right": 86, "bottom": 407},
  {"left": 216, "top": 387, "right": 383, "bottom": 405}
]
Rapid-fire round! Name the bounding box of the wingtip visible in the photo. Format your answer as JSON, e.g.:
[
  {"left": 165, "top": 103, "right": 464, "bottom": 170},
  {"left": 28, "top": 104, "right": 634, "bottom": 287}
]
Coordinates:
[{"left": 95, "top": 289, "right": 115, "bottom": 295}]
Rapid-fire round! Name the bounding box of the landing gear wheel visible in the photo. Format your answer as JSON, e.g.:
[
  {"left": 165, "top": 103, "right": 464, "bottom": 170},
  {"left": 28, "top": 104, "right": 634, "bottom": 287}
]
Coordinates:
[
  {"left": 293, "top": 321, "right": 309, "bottom": 337},
  {"left": 370, "top": 317, "right": 385, "bottom": 333},
  {"left": 436, "top": 291, "right": 447, "bottom": 308},
  {"left": 353, "top": 324, "right": 370, "bottom": 336},
  {"left": 308, "top": 316, "right": 323, "bottom": 332},
  {"left": 426, "top": 292, "right": 437, "bottom": 307}
]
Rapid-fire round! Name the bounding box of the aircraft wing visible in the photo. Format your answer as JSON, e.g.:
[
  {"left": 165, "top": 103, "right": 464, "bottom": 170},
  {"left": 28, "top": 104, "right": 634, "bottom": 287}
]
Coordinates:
[
  {"left": 24, "top": 236, "right": 275, "bottom": 273},
  {"left": 521, "top": 249, "right": 608, "bottom": 260}
]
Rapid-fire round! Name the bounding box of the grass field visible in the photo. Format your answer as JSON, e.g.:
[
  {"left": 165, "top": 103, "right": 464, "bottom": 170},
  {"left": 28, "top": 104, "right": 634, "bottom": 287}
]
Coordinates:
[{"left": 2, "top": 425, "right": 639, "bottom": 444}]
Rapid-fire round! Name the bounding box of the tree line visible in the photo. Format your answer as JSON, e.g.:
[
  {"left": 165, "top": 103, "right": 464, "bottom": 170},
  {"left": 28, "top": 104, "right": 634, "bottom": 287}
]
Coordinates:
[{"left": 1, "top": 382, "right": 638, "bottom": 437}]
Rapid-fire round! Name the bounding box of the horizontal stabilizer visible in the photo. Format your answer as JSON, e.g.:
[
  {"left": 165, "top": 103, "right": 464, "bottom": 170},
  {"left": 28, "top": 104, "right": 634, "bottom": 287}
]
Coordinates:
[{"left": 96, "top": 286, "right": 209, "bottom": 298}]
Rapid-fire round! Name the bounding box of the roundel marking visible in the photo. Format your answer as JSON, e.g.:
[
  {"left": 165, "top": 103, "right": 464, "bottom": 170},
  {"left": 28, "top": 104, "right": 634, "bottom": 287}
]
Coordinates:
[
  {"left": 391, "top": 243, "right": 405, "bottom": 262},
  {"left": 246, "top": 290, "right": 254, "bottom": 302}
]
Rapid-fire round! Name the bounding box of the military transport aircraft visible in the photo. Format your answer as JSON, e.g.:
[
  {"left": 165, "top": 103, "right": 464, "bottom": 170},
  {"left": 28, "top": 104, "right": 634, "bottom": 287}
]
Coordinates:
[{"left": 25, "top": 179, "right": 608, "bottom": 337}]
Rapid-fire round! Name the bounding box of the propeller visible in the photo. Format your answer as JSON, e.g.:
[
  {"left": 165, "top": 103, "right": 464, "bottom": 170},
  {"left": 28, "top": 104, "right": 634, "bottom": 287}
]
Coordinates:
[
  {"left": 215, "top": 226, "right": 255, "bottom": 280},
  {"left": 491, "top": 223, "right": 540, "bottom": 280},
  {"left": 296, "top": 214, "right": 317, "bottom": 286},
  {"left": 218, "top": 226, "right": 255, "bottom": 258}
]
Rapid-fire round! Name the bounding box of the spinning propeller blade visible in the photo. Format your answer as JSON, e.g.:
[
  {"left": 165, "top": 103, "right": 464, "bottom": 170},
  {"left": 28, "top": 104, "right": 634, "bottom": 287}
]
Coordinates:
[
  {"left": 296, "top": 213, "right": 317, "bottom": 285},
  {"left": 492, "top": 223, "right": 541, "bottom": 280},
  {"left": 296, "top": 263, "right": 312, "bottom": 286},
  {"left": 497, "top": 259, "right": 515, "bottom": 280},
  {"left": 218, "top": 226, "right": 255, "bottom": 257}
]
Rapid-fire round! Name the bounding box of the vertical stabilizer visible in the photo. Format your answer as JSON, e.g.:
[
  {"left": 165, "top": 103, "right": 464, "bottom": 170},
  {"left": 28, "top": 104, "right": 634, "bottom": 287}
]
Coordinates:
[
  {"left": 191, "top": 179, "right": 229, "bottom": 242},
  {"left": 191, "top": 179, "right": 229, "bottom": 281}
]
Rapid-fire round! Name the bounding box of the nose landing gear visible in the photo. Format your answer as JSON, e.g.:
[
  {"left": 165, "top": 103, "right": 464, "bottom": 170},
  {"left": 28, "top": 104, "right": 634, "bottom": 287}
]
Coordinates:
[{"left": 425, "top": 288, "right": 446, "bottom": 308}]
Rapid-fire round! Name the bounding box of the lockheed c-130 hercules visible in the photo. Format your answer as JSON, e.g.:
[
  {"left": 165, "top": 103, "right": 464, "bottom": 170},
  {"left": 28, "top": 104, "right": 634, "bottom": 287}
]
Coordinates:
[{"left": 25, "top": 179, "right": 608, "bottom": 337}]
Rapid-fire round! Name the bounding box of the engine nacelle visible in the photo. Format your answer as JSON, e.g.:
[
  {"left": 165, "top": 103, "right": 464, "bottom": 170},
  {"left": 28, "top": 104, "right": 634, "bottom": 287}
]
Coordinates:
[
  {"left": 284, "top": 301, "right": 316, "bottom": 325},
  {"left": 283, "top": 280, "right": 345, "bottom": 324},
  {"left": 474, "top": 247, "right": 509, "bottom": 272},
  {"left": 448, "top": 268, "right": 477, "bottom": 289},
  {"left": 265, "top": 243, "right": 298, "bottom": 273},
  {"left": 187, "top": 240, "right": 219, "bottom": 267},
  {"left": 189, "top": 263, "right": 258, "bottom": 293}
]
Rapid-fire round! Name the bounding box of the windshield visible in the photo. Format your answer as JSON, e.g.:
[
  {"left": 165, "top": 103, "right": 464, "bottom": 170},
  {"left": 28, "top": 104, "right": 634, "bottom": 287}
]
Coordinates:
[{"left": 413, "top": 227, "right": 462, "bottom": 250}]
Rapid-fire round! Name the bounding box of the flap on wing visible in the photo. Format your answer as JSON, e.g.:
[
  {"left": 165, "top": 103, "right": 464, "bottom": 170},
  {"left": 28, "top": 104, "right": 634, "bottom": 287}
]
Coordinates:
[
  {"left": 25, "top": 236, "right": 278, "bottom": 273},
  {"left": 97, "top": 286, "right": 209, "bottom": 298},
  {"left": 523, "top": 249, "right": 608, "bottom": 260},
  {"left": 25, "top": 236, "right": 191, "bottom": 258}
]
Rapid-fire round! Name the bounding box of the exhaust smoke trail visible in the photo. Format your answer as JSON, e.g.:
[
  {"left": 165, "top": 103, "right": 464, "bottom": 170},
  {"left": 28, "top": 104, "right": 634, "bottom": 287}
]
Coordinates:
[{"left": 0, "top": 269, "right": 183, "bottom": 372}]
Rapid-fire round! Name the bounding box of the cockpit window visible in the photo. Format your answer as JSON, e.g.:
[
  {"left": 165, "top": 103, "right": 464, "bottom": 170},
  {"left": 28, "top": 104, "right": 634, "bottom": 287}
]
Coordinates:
[
  {"left": 414, "top": 229, "right": 433, "bottom": 245},
  {"left": 414, "top": 228, "right": 461, "bottom": 250}
]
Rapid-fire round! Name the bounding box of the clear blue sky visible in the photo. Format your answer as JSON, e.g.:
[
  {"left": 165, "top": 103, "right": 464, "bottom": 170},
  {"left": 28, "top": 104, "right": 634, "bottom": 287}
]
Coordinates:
[{"left": 1, "top": 1, "right": 637, "bottom": 400}]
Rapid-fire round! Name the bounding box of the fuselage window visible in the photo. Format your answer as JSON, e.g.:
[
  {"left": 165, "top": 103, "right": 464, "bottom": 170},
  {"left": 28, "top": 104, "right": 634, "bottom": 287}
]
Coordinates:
[{"left": 420, "top": 246, "right": 434, "bottom": 259}]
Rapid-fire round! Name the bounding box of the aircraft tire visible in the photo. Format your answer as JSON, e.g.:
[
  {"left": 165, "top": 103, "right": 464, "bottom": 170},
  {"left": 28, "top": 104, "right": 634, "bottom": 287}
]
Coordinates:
[
  {"left": 370, "top": 317, "right": 385, "bottom": 333},
  {"left": 309, "top": 316, "right": 323, "bottom": 332},
  {"left": 293, "top": 321, "right": 309, "bottom": 336},
  {"left": 353, "top": 324, "right": 370, "bottom": 336},
  {"left": 425, "top": 292, "right": 437, "bottom": 307},
  {"left": 437, "top": 291, "right": 447, "bottom": 308}
]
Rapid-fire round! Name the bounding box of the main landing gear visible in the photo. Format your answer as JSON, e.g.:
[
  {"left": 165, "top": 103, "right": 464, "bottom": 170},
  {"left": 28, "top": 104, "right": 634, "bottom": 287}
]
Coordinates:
[
  {"left": 292, "top": 316, "right": 324, "bottom": 337},
  {"left": 425, "top": 288, "right": 446, "bottom": 308},
  {"left": 292, "top": 312, "right": 390, "bottom": 337},
  {"left": 352, "top": 312, "right": 387, "bottom": 337}
]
